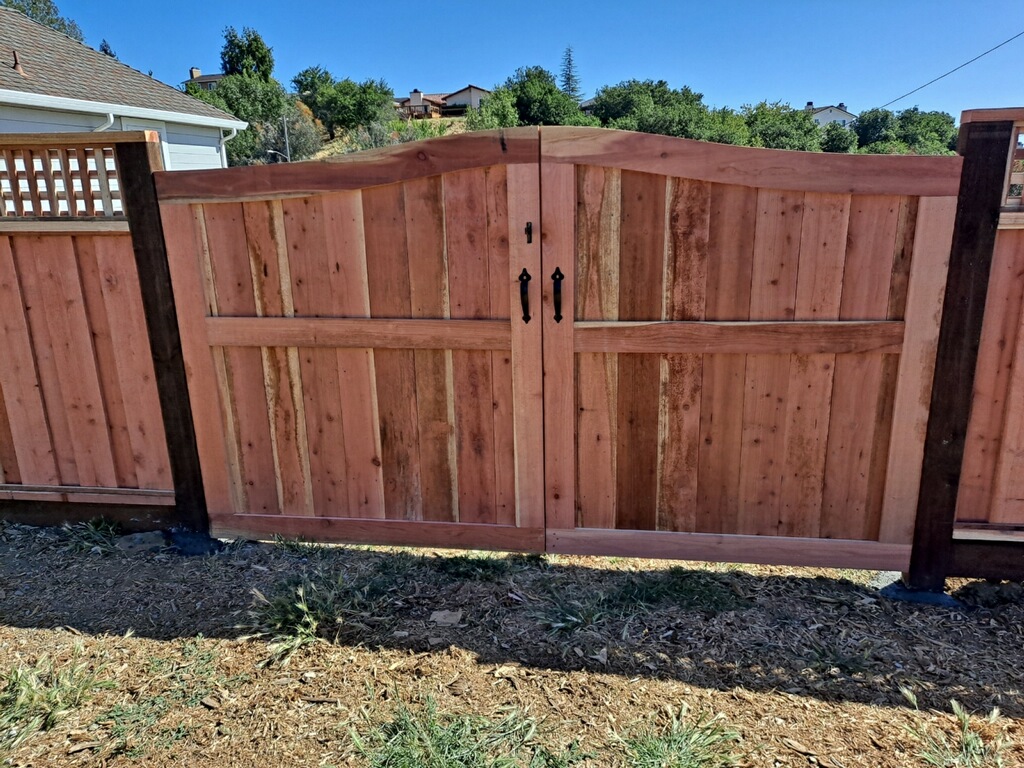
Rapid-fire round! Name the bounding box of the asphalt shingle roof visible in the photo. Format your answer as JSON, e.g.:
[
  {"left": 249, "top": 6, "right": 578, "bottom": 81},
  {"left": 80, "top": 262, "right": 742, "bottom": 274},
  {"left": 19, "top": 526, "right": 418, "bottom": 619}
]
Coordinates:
[{"left": 0, "top": 8, "right": 240, "bottom": 125}]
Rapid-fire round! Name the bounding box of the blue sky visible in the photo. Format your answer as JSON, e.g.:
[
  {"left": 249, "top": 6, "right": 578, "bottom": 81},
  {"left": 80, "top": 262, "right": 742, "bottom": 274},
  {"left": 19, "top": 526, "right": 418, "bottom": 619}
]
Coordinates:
[{"left": 59, "top": 1, "right": 1022, "bottom": 121}]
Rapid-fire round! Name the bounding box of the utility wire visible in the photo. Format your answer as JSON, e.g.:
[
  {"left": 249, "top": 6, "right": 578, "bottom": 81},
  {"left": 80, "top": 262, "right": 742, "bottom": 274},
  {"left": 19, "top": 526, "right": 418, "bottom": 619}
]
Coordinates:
[{"left": 879, "top": 28, "right": 1024, "bottom": 109}]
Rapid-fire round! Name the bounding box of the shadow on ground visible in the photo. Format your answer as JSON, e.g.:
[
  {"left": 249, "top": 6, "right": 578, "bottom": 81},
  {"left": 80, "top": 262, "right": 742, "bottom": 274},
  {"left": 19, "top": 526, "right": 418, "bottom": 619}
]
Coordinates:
[{"left": 1, "top": 522, "right": 1021, "bottom": 719}]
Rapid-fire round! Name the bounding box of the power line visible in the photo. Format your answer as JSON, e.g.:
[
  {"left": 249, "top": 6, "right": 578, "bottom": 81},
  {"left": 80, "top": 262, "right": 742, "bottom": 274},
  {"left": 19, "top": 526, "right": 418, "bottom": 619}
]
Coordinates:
[{"left": 879, "top": 28, "right": 1024, "bottom": 109}]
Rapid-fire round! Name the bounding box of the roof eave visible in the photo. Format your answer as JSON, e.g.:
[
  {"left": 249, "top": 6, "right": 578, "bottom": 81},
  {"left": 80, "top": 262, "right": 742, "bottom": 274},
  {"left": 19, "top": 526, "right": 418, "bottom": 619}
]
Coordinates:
[{"left": 0, "top": 88, "right": 248, "bottom": 130}]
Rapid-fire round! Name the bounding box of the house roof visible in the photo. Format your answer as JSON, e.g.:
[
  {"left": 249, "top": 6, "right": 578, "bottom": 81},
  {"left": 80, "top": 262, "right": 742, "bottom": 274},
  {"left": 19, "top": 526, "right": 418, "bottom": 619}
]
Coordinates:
[
  {"left": 442, "top": 84, "right": 491, "bottom": 99},
  {"left": 396, "top": 93, "right": 446, "bottom": 106},
  {"left": 811, "top": 105, "right": 856, "bottom": 118},
  {"left": 0, "top": 8, "right": 244, "bottom": 128}
]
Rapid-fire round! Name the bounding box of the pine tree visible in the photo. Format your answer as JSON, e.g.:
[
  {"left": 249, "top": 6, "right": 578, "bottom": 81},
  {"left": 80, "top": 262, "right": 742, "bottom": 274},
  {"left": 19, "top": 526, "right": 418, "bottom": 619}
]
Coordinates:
[
  {"left": 99, "top": 39, "right": 116, "bottom": 58},
  {"left": 559, "top": 45, "right": 582, "bottom": 103}
]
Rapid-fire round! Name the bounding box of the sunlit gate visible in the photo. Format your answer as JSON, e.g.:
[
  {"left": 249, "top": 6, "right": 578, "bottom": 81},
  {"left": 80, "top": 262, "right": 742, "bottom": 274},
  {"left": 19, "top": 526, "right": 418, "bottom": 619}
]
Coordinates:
[
  {"left": 538, "top": 127, "right": 962, "bottom": 570},
  {"left": 155, "top": 130, "right": 545, "bottom": 550}
]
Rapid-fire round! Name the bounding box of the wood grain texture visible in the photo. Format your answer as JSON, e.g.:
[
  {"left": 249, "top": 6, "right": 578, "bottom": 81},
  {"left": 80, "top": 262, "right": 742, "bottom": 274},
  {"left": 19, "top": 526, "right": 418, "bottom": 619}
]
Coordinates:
[
  {"left": 657, "top": 178, "right": 709, "bottom": 532},
  {"left": 446, "top": 169, "right": 498, "bottom": 524},
  {"left": 155, "top": 128, "right": 540, "bottom": 202},
  {"left": 615, "top": 170, "right": 666, "bottom": 531},
  {"left": 506, "top": 163, "right": 544, "bottom": 530},
  {"left": 738, "top": 189, "right": 803, "bottom": 535},
  {"left": 547, "top": 529, "right": 911, "bottom": 570},
  {"left": 541, "top": 162, "right": 576, "bottom": 530},
  {"left": 362, "top": 183, "right": 423, "bottom": 521},
  {"left": 204, "top": 202, "right": 279, "bottom": 514},
  {"left": 880, "top": 196, "right": 956, "bottom": 543},
  {"left": 821, "top": 195, "right": 902, "bottom": 540},
  {"left": 957, "top": 229, "right": 1024, "bottom": 522},
  {"left": 697, "top": 183, "right": 756, "bottom": 533},
  {"left": 403, "top": 177, "right": 456, "bottom": 523},
  {"left": 206, "top": 317, "right": 511, "bottom": 350},
  {"left": 541, "top": 127, "right": 963, "bottom": 197},
  {"left": 158, "top": 203, "right": 234, "bottom": 517},
  {"left": 0, "top": 237, "right": 58, "bottom": 485},
  {"left": 575, "top": 165, "right": 620, "bottom": 529}
]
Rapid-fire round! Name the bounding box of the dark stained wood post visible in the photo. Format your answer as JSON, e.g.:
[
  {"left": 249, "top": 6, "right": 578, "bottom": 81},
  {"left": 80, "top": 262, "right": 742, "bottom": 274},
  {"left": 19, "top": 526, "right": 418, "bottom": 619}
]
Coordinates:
[
  {"left": 115, "top": 136, "right": 208, "bottom": 533},
  {"left": 905, "top": 119, "right": 1014, "bottom": 590}
]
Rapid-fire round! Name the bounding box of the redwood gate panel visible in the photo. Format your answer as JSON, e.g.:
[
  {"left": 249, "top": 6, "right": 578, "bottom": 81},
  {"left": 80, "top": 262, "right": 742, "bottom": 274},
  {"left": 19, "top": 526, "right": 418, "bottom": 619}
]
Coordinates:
[
  {"left": 540, "top": 127, "right": 962, "bottom": 570},
  {"left": 155, "top": 130, "right": 544, "bottom": 550}
]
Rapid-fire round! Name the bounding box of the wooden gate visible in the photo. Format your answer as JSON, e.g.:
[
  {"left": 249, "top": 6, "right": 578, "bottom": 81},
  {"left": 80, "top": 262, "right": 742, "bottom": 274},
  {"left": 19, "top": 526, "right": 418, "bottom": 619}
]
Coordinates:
[
  {"left": 155, "top": 128, "right": 963, "bottom": 570},
  {"left": 539, "top": 128, "right": 961, "bottom": 570},
  {"left": 155, "top": 130, "right": 545, "bottom": 550}
]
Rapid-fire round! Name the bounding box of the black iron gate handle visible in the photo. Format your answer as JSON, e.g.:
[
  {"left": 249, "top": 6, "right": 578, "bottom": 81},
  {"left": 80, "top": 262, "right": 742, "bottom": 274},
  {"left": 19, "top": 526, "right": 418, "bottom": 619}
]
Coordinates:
[
  {"left": 518, "top": 268, "right": 531, "bottom": 323},
  {"left": 551, "top": 267, "right": 564, "bottom": 323}
]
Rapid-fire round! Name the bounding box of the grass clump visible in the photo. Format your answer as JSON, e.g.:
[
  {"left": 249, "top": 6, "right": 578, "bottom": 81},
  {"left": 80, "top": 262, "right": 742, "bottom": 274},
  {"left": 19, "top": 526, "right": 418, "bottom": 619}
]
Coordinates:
[
  {"left": 428, "top": 553, "right": 513, "bottom": 582},
  {"left": 351, "top": 699, "right": 585, "bottom": 767},
  {"left": 618, "top": 704, "right": 739, "bottom": 768},
  {"left": 0, "top": 652, "right": 110, "bottom": 753},
  {"left": 62, "top": 518, "right": 121, "bottom": 554},
  {"left": 901, "top": 688, "right": 1011, "bottom": 767},
  {"left": 607, "top": 568, "right": 750, "bottom": 615},
  {"left": 243, "top": 569, "right": 392, "bottom": 664}
]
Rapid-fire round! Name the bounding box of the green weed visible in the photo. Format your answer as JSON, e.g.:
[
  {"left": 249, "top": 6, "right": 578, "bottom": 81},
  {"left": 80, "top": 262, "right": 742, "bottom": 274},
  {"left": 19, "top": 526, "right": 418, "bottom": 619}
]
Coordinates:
[
  {"left": 428, "top": 554, "right": 512, "bottom": 582},
  {"left": 62, "top": 518, "right": 121, "bottom": 554},
  {"left": 0, "top": 651, "right": 110, "bottom": 753},
  {"left": 901, "top": 688, "right": 1011, "bottom": 767},
  {"left": 618, "top": 704, "right": 739, "bottom": 768},
  {"left": 351, "top": 699, "right": 586, "bottom": 767},
  {"left": 606, "top": 568, "right": 751, "bottom": 615}
]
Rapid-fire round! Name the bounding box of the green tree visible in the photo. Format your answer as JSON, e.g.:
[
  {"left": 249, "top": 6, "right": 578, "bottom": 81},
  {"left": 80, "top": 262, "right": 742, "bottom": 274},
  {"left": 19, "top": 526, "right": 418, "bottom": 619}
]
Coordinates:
[
  {"left": 187, "top": 74, "right": 287, "bottom": 164},
  {"left": 821, "top": 121, "right": 858, "bottom": 153},
  {"left": 853, "top": 108, "right": 897, "bottom": 147},
  {"left": 293, "top": 65, "right": 335, "bottom": 131},
  {"left": 261, "top": 101, "right": 321, "bottom": 162},
  {"left": 465, "top": 87, "right": 519, "bottom": 130},
  {"left": 559, "top": 45, "right": 582, "bottom": 103},
  {"left": 895, "top": 107, "right": 957, "bottom": 154},
  {"left": 743, "top": 101, "right": 821, "bottom": 151},
  {"left": 503, "top": 66, "right": 595, "bottom": 126},
  {"left": 292, "top": 68, "right": 393, "bottom": 140},
  {"left": 98, "top": 39, "right": 116, "bottom": 58},
  {"left": 591, "top": 79, "right": 703, "bottom": 125},
  {"left": 220, "top": 26, "right": 274, "bottom": 81},
  {"left": 1, "top": 0, "right": 82, "bottom": 40}
]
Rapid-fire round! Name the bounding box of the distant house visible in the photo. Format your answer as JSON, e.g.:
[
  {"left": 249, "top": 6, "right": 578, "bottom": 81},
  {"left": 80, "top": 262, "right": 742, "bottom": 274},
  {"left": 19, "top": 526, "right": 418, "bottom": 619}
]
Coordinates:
[
  {"left": 184, "top": 67, "right": 223, "bottom": 93},
  {"left": 396, "top": 85, "right": 492, "bottom": 118},
  {"left": 0, "top": 8, "right": 246, "bottom": 170},
  {"left": 806, "top": 102, "right": 856, "bottom": 128}
]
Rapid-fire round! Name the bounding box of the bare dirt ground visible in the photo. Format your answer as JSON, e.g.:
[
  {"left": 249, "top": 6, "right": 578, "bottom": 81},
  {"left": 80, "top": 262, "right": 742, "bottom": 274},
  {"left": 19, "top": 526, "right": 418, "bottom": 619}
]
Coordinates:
[{"left": 0, "top": 521, "right": 1021, "bottom": 767}]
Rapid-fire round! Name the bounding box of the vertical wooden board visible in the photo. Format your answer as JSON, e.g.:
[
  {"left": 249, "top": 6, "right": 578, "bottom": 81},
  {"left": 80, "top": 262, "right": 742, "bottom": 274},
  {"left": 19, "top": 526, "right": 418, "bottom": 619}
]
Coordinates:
[
  {"left": 821, "top": 195, "right": 901, "bottom": 539},
  {"left": 0, "top": 377, "right": 19, "bottom": 484},
  {"left": 29, "top": 235, "right": 117, "bottom": 487},
  {"left": 283, "top": 196, "right": 351, "bottom": 518},
  {"left": 657, "top": 178, "right": 710, "bottom": 532},
  {"left": 204, "top": 203, "right": 280, "bottom": 514},
  {"left": 243, "top": 200, "right": 314, "bottom": 516},
  {"left": 322, "top": 192, "right": 386, "bottom": 520},
  {"left": 614, "top": 170, "right": 666, "bottom": 531},
  {"left": 738, "top": 189, "right": 803, "bottom": 536},
  {"left": 158, "top": 203, "right": 234, "bottom": 516},
  {"left": 506, "top": 163, "right": 544, "bottom": 530},
  {"left": 880, "top": 196, "right": 956, "bottom": 541},
  {"left": 446, "top": 169, "right": 498, "bottom": 524},
  {"left": 362, "top": 183, "right": 423, "bottom": 520},
  {"left": 403, "top": 177, "right": 456, "bottom": 523},
  {"left": 0, "top": 237, "right": 56, "bottom": 485},
  {"left": 957, "top": 230, "right": 1024, "bottom": 522},
  {"left": 697, "top": 184, "right": 756, "bottom": 533},
  {"left": 575, "top": 165, "right": 620, "bottom": 529},
  {"left": 541, "top": 162, "right": 577, "bottom": 531},
  {"left": 484, "top": 165, "right": 517, "bottom": 526},
  {"left": 92, "top": 235, "right": 174, "bottom": 490},
  {"left": 11, "top": 237, "right": 76, "bottom": 483},
  {"left": 72, "top": 236, "right": 137, "bottom": 489},
  {"left": 778, "top": 192, "right": 850, "bottom": 537},
  {"left": 990, "top": 301, "right": 1024, "bottom": 524}
]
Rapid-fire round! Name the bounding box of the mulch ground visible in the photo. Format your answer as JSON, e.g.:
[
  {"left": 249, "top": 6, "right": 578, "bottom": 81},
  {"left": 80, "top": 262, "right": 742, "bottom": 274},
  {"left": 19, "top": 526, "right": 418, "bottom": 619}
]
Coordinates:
[{"left": 0, "top": 521, "right": 1021, "bottom": 767}]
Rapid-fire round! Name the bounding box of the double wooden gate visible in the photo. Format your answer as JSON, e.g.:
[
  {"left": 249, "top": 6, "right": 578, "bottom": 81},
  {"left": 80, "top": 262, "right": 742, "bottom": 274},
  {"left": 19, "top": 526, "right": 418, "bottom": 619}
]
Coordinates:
[{"left": 155, "top": 128, "right": 962, "bottom": 570}]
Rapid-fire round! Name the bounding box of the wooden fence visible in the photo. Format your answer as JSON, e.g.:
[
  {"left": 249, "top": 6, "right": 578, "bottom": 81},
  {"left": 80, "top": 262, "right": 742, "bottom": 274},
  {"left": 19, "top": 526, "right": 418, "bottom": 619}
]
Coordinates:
[
  {"left": 2, "top": 121, "right": 1023, "bottom": 586},
  {"left": 0, "top": 132, "right": 183, "bottom": 527}
]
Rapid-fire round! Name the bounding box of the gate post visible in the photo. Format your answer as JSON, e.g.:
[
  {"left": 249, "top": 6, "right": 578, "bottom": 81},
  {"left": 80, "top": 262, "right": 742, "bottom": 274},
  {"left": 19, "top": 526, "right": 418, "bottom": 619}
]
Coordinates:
[
  {"left": 116, "top": 135, "right": 208, "bottom": 533},
  {"left": 905, "top": 117, "right": 1014, "bottom": 590}
]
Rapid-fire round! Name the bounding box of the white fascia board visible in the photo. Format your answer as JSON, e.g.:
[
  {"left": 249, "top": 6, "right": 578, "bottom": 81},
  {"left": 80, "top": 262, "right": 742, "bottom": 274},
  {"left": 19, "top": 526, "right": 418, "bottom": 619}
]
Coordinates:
[{"left": 0, "top": 88, "right": 248, "bottom": 131}]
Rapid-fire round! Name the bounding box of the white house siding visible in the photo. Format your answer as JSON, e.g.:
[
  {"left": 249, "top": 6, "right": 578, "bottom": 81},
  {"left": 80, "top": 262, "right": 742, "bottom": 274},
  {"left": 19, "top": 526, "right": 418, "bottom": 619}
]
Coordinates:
[
  {"left": 1, "top": 105, "right": 227, "bottom": 170},
  {"left": 446, "top": 87, "right": 488, "bottom": 109},
  {"left": 812, "top": 107, "right": 855, "bottom": 127}
]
